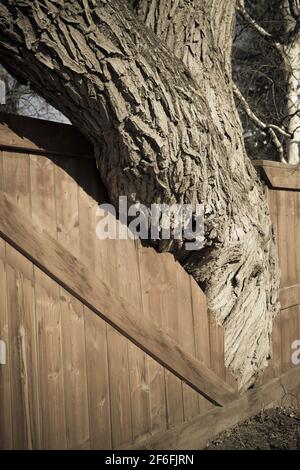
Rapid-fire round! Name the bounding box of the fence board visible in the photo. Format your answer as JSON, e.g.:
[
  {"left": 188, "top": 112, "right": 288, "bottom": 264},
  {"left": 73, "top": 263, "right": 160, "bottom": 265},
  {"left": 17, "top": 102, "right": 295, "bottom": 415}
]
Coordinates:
[
  {"left": 6, "top": 245, "right": 41, "bottom": 449},
  {"left": 0, "top": 113, "right": 93, "bottom": 158},
  {"left": 0, "top": 240, "right": 13, "bottom": 450},
  {"left": 177, "top": 265, "right": 199, "bottom": 421},
  {"left": 117, "top": 235, "right": 151, "bottom": 442},
  {"left": 34, "top": 268, "right": 67, "bottom": 449},
  {"left": 190, "top": 278, "right": 215, "bottom": 412},
  {"left": 84, "top": 307, "right": 111, "bottom": 449},
  {"left": 209, "top": 316, "right": 226, "bottom": 380},
  {"left": 0, "top": 151, "right": 3, "bottom": 189},
  {"left": 138, "top": 247, "right": 167, "bottom": 435},
  {"left": 60, "top": 292, "right": 90, "bottom": 449},
  {"left": 286, "top": 192, "right": 297, "bottom": 286},
  {"left": 161, "top": 253, "right": 184, "bottom": 427},
  {"left": 2, "top": 151, "right": 31, "bottom": 213},
  {"left": 277, "top": 190, "right": 289, "bottom": 288},
  {"left": 54, "top": 159, "right": 80, "bottom": 257},
  {"left": 296, "top": 191, "right": 300, "bottom": 282},
  {"left": 107, "top": 326, "right": 133, "bottom": 448},
  {"left": 30, "top": 155, "right": 56, "bottom": 237},
  {"left": 272, "top": 314, "right": 282, "bottom": 378}
]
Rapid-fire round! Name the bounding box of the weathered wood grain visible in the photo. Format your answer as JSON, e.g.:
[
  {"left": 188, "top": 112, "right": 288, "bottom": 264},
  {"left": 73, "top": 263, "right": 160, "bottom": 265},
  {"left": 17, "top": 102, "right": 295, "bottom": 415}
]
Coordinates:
[
  {"left": 0, "top": 239, "right": 13, "bottom": 450},
  {"left": 0, "top": 192, "right": 237, "bottom": 406},
  {"left": 127, "top": 366, "right": 300, "bottom": 450}
]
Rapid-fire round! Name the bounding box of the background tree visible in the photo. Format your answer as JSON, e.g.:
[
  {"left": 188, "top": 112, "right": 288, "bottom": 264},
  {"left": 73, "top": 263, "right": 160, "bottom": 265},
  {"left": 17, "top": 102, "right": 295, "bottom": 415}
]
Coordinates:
[
  {"left": 0, "top": 0, "right": 280, "bottom": 390},
  {"left": 235, "top": 0, "right": 300, "bottom": 164},
  {"left": 0, "top": 65, "right": 68, "bottom": 121}
]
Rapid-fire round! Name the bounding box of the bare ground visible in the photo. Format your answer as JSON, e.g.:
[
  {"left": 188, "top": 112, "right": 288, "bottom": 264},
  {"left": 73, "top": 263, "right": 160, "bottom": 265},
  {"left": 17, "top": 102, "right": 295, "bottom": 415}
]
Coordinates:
[{"left": 206, "top": 407, "right": 300, "bottom": 450}]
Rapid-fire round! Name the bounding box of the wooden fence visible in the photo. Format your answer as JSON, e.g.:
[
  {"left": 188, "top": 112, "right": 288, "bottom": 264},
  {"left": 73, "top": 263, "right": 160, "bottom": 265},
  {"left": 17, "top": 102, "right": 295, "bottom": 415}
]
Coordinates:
[
  {"left": 254, "top": 161, "right": 300, "bottom": 385},
  {"left": 0, "top": 113, "right": 299, "bottom": 450}
]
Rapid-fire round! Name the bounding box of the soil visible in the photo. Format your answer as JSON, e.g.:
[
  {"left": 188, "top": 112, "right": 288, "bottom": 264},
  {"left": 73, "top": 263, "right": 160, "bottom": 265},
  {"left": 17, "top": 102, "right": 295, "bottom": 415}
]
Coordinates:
[{"left": 206, "top": 407, "right": 300, "bottom": 450}]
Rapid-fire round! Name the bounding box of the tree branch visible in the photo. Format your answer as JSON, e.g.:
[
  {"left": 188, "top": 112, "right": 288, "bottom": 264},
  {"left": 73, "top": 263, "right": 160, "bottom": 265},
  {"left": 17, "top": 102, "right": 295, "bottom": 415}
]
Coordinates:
[
  {"left": 233, "top": 83, "right": 288, "bottom": 162},
  {"left": 236, "top": 0, "right": 284, "bottom": 57},
  {"left": 288, "top": 0, "right": 300, "bottom": 20}
]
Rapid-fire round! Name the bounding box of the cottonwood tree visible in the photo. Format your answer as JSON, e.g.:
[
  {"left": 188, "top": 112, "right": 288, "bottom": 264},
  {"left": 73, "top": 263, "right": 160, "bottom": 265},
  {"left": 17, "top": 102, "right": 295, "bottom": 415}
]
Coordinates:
[
  {"left": 235, "top": 0, "right": 300, "bottom": 164},
  {"left": 0, "top": 0, "right": 280, "bottom": 389}
]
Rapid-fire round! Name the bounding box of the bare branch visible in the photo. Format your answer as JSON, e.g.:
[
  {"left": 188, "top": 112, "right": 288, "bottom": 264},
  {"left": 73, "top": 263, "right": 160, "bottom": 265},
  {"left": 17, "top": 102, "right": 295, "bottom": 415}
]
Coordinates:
[
  {"left": 236, "top": 0, "right": 284, "bottom": 57},
  {"left": 288, "top": 0, "right": 300, "bottom": 20},
  {"left": 282, "top": 109, "right": 300, "bottom": 123},
  {"left": 233, "top": 83, "right": 288, "bottom": 162}
]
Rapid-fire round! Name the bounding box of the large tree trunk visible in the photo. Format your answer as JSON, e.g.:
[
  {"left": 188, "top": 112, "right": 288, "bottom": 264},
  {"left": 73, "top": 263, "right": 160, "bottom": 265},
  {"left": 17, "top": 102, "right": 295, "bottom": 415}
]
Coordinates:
[{"left": 0, "top": 0, "right": 280, "bottom": 389}]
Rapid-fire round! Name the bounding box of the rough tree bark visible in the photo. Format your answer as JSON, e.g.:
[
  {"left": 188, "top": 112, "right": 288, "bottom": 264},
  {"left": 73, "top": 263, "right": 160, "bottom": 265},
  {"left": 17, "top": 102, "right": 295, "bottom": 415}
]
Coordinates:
[{"left": 0, "top": 0, "right": 280, "bottom": 389}]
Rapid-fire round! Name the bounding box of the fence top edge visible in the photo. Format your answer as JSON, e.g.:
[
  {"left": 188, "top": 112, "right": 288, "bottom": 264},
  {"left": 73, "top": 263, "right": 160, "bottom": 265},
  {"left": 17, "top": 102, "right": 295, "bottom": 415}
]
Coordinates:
[
  {"left": 0, "top": 112, "right": 94, "bottom": 159},
  {"left": 253, "top": 159, "right": 300, "bottom": 191}
]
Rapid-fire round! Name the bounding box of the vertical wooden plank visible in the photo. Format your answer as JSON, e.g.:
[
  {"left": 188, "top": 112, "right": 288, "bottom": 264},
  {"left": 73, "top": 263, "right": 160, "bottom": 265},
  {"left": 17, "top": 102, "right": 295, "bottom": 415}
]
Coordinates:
[
  {"left": 84, "top": 307, "right": 112, "bottom": 449},
  {"left": 286, "top": 191, "right": 297, "bottom": 287},
  {"left": 147, "top": 356, "right": 167, "bottom": 435},
  {"left": 191, "top": 278, "right": 215, "bottom": 412},
  {"left": 2, "top": 152, "right": 31, "bottom": 214},
  {"left": 266, "top": 188, "right": 276, "bottom": 228},
  {"left": 78, "top": 188, "right": 98, "bottom": 271},
  {"left": 272, "top": 313, "right": 282, "bottom": 378},
  {"left": 161, "top": 253, "right": 184, "bottom": 428},
  {"left": 77, "top": 159, "right": 109, "bottom": 470},
  {"left": 298, "top": 305, "right": 300, "bottom": 357},
  {"left": 30, "top": 155, "right": 56, "bottom": 237},
  {"left": 30, "top": 152, "right": 67, "bottom": 449},
  {"left": 107, "top": 326, "right": 133, "bottom": 449},
  {"left": 138, "top": 246, "right": 166, "bottom": 329},
  {"left": 281, "top": 310, "right": 290, "bottom": 372},
  {"left": 2, "top": 151, "right": 40, "bottom": 449},
  {"left": 94, "top": 210, "right": 133, "bottom": 448},
  {"left": 128, "top": 341, "right": 151, "bottom": 443},
  {"left": 60, "top": 291, "right": 90, "bottom": 449},
  {"left": 34, "top": 268, "right": 67, "bottom": 449},
  {"left": 138, "top": 246, "right": 167, "bottom": 435},
  {"left": 191, "top": 279, "right": 210, "bottom": 367},
  {"left": 209, "top": 315, "right": 226, "bottom": 380},
  {"left": 77, "top": 157, "right": 106, "bottom": 271},
  {"left": 296, "top": 191, "right": 300, "bottom": 283},
  {"left": 0, "top": 239, "right": 13, "bottom": 449},
  {"left": 116, "top": 232, "right": 151, "bottom": 443},
  {"left": 6, "top": 244, "right": 41, "bottom": 449},
  {"left": 54, "top": 156, "right": 89, "bottom": 448},
  {"left": 0, "top": 150, "right": 3, "bottom": 189},
  {"left": 276, "top": 191, "right": 288, "bottom": 288},
  {"left": 255, "top": 188, "right": 281, "bottom": 385},
  {"left": 94, "top": 206, "right": 119, "bottom": 288},
  {"left": 54, "top": 158, "right": 80, "bottom": 257},
  {"left": 177, "top": 266, "right": 199, "bottom": 421}
]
